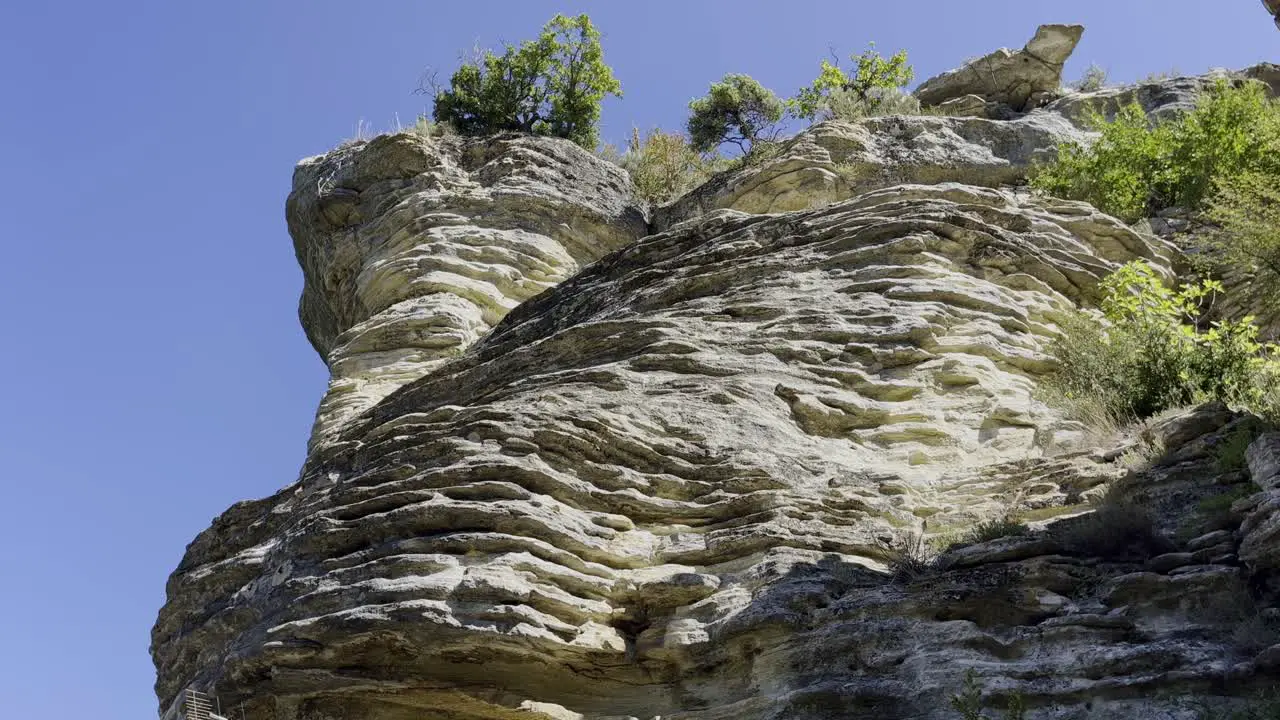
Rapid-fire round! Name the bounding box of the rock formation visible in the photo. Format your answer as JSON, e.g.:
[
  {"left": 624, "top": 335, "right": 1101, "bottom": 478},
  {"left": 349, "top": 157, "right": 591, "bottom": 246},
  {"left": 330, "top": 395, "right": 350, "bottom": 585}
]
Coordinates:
[
  {"left": 655, "top": 113, "right": 1088, "bottom": 231},
  {"left": 915, "top": 25, "right": 1085, "bottom": 113},
  {"left": 153, "top": 30, "right": 1280, "bottom": 720},
  {"left": 287, "top": 133, "right": 646, "bottom": 448}
]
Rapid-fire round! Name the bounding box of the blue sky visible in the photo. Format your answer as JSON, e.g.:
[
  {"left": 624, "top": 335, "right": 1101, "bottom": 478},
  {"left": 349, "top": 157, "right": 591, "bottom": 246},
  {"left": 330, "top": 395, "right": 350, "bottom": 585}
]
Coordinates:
[{"left": 0, "top": 2, "right": 1274, "bottom": 718}]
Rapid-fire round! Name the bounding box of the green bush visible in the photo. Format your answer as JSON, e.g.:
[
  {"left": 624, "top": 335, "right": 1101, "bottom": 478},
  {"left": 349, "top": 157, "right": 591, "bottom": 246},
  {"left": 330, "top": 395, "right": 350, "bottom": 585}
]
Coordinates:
[
  {"left": 431, "top": 14, "right": 620, "bottom": 149},
  {"left": 1032, "top": 79, "right": 1280, "bottom": 222},
  {"left": 405, "top": 115, "right": 454, "bottom": 140},
  {"left": 615, "top": 128, "right": 715, "bottom": 205},
  {"left": 820, "top": 87, "right": 921, "bottom": 121},
  {"left": 1031, "top": 103, "right": 1172, "bottom": 222},
  {"left": 1047, "top": 261, "right": 1279, "bottom": 423},
  {"left": 790, "top": 44, "right": 915, "bottom": 122},
  {"left": 1207, "top": 170, "right": 1280, "bottom": 312},
  {"left": 687, "top": 74, "right": 785, "bottom": 154}
]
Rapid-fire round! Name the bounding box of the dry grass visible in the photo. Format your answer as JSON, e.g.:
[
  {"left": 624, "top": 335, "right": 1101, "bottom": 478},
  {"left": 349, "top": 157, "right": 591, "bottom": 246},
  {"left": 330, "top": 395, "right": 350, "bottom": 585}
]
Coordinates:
[
  {"left": 1054, "top": 486, "right": 1175, "bottom": 561},
  {"left": 879, "top": 532, "right": 937, "bottom": 582}
]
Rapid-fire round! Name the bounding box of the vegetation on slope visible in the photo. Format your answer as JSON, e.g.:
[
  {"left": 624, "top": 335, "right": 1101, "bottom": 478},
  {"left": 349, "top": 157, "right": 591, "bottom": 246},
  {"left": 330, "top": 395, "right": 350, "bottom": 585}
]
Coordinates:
[
  {"left": 1032, "top": 80, "right": 1280, "bottom": 223},
  {"left": 1046, "top": 260, "right": 1279, "bottom": 425}
]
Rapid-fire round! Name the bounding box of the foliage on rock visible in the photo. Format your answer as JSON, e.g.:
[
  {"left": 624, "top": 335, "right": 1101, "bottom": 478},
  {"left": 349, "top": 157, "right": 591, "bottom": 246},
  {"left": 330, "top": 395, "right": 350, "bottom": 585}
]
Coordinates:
[
  {"left": 1207, "top": 170, "right": 1280, "bottom": 313},
  {"left": 790, "top": 44, "right": 916, "bottom": 121},
  {"left": 961, "top": 517, "right": 1029, "bottom": 545},
  {"left": 1032, "top": 80, "right": 1280, "bottom": 222},
  {"left": 879, "top": 532, "right": 937, "bottom": 583},
  {"left": 612, "top": 128, "right": 716, "bottom": 205},
  {"left": 431, "top": 14, "right": 620, "bottom": 148},
  {"left": 687, "top": 74, "right": 785, "bottom": 153},
  {"left": 1047, "top": 260, "right": 1279, "bottom": 423},
  {"left": 1055, "top": 491, "right": 1173, "bottom": 560}
]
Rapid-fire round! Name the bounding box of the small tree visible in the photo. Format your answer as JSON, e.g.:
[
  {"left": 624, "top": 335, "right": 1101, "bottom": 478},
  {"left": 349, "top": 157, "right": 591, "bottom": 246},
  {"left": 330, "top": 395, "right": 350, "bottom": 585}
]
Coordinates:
[
  {"left": 790, "top": 44, "right": 915, "bottom": 121},
  {"left": 431, "top": 14, "right": 621, "bottom": 148},
  {"left": 687, "top": 74, "right": 785, "bottom": 154}
]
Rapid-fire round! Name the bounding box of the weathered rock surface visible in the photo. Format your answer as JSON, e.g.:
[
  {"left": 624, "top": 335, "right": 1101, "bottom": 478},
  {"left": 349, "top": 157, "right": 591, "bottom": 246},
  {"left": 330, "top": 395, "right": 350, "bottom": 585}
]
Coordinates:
[
  {"left": 288, "top": 132, "right": 646, "bottom": 447},
  {"left": 1241, "top": 434, "right": 1280, "bottom": 573},
  {"left": 1048, "top": 63, "right": 1280, "bottom": 126},
  {"left": 155, "top": 34, "right": 1280, "bottom": 720},
  {"left": 915, "top": 25, "right": 1085, "bottom": 112},
  {"left": 155, "top": 172, "right": 1274, "bottom": 719},
  {"left": 656, "top": 114, "right": 1089, "bottom": 230}
]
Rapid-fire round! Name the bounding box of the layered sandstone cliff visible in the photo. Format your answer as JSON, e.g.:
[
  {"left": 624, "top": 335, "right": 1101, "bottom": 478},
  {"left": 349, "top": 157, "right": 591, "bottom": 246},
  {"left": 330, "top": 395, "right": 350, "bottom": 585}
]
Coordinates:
[{"left": 154, "top": 28, "right": 1280, "bottom": 720}]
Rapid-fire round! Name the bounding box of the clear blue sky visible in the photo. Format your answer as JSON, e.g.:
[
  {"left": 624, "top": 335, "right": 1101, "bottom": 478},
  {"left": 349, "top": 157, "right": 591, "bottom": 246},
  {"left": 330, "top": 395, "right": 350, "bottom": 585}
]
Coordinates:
[{"left": 0, "top": 2, "right": 1273, "bottom": 718}]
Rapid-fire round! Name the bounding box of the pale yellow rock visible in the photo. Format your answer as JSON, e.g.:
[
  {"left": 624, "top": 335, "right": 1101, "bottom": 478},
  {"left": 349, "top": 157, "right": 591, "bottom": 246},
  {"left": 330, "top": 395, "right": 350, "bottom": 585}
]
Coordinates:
[{"left": 287, "top": 132, "right": 646, "bottom": 448}]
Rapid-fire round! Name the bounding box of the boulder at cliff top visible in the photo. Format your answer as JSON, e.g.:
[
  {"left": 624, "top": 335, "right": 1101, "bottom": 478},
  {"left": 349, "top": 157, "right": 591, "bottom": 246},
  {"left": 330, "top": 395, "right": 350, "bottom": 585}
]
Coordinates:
[{"left": 915, "top": 24, "right": 1085, "bottom": 112}]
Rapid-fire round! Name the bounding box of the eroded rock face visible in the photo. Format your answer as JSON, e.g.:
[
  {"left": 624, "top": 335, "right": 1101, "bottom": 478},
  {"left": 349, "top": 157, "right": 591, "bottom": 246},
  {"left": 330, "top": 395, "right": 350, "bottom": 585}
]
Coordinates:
[
  {"left": 151, "top": 181, "right": 1223, "bottom": 720},
  {"left": 287, "top": 132, "right": 646, "bottom": 447},
  {"left": 656, "top": 114, "right": 1089, "bottom": 231},
  {"left": 156, "top": 37, "right": 1280, "bottom": 720},
  {"left": 915, "top": 25, "right": 1085, "bottom": 112}
]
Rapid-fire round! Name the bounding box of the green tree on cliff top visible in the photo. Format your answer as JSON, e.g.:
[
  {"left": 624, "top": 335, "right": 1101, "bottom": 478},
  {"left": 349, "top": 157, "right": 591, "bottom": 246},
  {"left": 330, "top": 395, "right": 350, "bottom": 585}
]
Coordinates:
[{"left": 431, "top": 14, "right": 621, "bottom": 148}]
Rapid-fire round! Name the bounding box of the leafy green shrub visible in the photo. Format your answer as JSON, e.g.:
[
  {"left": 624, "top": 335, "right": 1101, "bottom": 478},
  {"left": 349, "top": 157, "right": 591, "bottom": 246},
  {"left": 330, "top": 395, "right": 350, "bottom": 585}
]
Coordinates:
[
  {"left": 1031, "top": 103, "right": 1172, "bottom": 222},
  {"left": 1069, "top": 63, "right": 1109, "bottom": 92},
  {"left": 431, "top": 14, "right": 620, "bottom": 148},
  {"left": 1207, "top": 170, "right": 1280, "bottom": 313},
  {"left": 790, "top": 44, "right": 915, "bottom": 122},
  {"left": 614, "top": 128, "right": 714, "bottom": 205},
  {"left": 687, "top": 74, "right": 785, "bottom": 154},
  {"left": 1032, "top": 80, "right": 1280, "bottom": 222},
  {"left": 1047, "top": 261, "right": 1279, "bottom": 423}
]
